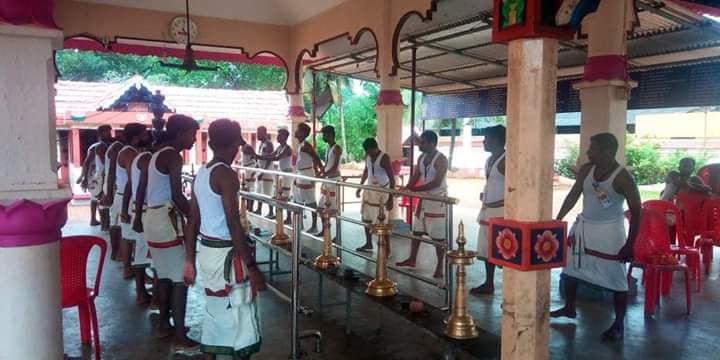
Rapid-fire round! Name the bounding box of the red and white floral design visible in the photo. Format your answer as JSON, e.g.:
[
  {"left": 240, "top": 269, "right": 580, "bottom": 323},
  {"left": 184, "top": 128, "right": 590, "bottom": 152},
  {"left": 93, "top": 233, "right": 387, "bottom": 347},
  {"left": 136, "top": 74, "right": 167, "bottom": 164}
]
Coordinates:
[
  {"left": 534, "top": 230, "right": 560, "bottom": 262},
  {"left": 495, "top": 228, "right": 519, "bottom": 260}
]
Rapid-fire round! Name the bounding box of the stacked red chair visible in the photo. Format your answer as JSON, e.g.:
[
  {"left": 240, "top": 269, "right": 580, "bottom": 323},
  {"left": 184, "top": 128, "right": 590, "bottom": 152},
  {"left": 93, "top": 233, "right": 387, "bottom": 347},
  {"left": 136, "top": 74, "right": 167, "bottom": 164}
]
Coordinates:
[
  {"left": 697, "top": 198, "right": 720, "bottom": 275},
  {"left": 61, "top": 235, "right": 107, "bottom": 360},
  {"left": 626, "top": 209, "right": 691, "bottom": 316},
  {"left": 643, "top": 200, "right": 701, "bottom": 291}
]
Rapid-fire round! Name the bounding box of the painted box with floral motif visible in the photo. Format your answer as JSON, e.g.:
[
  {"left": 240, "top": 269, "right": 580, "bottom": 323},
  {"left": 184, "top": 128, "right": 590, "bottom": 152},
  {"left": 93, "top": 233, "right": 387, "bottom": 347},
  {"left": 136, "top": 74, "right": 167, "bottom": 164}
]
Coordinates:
[{"left": 487, "top": 218, "right": 567, "bottom": 271}]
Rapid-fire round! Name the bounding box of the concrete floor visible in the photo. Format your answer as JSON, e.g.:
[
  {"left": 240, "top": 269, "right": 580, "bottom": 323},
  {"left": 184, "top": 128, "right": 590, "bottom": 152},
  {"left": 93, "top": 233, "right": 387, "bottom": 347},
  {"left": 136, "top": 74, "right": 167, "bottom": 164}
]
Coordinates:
[{"left": 62, "top": 197, "right": 720, "bottom": 360}]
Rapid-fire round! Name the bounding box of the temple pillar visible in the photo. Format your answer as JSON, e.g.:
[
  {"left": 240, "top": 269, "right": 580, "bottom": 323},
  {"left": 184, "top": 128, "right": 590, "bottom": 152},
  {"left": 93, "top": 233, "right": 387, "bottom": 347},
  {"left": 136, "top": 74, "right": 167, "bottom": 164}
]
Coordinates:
[
  {"left": 576, "top": 0, "right": 636, "bottom": 165},
  {"left": 288, "top": 92, "right": 306, "bottom": 150},
  {"left": 0, "top": 23, "right": 70, "bottom": 360},
  {"left": 502, "top": 38, "right": 558, "bottom": 360}
]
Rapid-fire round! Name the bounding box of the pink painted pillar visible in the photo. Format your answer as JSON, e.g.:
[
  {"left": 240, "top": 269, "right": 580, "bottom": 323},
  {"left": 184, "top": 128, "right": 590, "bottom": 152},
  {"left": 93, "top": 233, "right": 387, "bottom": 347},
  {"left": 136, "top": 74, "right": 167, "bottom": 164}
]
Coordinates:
[{"left": 0, "top": 18, "right": 70, "bottom": 359}]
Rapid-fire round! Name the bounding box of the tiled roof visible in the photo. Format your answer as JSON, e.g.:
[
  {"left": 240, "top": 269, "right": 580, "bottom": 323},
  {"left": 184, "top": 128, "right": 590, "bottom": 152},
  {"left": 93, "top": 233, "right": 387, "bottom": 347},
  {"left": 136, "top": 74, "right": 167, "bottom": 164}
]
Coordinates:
[{"left": 55, "top": 76, "right": 290, "bottom": 131}]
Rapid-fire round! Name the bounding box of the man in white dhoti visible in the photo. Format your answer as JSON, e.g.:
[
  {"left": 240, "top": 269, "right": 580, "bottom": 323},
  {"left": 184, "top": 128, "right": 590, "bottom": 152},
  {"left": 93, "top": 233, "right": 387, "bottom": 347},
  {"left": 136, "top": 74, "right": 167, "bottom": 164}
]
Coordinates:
[
  {"left": 119, "top": 125, "right": 153, "bottom": 305},
  {"left": 315, "top": 125, "right": 343, "bottom": 237},
  {"left": 100, "top": 134, "right": 126, "bottom": 259},
  {"left": 256, "top": 128, "right": 293, "bottom": 224},
  {"left": 184, "top": 119, "right": 265, "bottom": 360},
  {"left": 355, "top": 138, "right": 395, "bottom": 255},
  {"left": 551, "top": 133, "right": 641, "bottom": 342},
  {"left": 134, "top": 114, "right": 199, "bottom": 348},
  {"left": 254, "top": 126, "right": 275, "bottom": 218},
  {"left": 472, "top": 125, "right": 506, "bottom": 295},
  {"left": 293, "top": 123, "right": 323, "bottom": 233},
  {"left": 396, "top": 130, "right": 449, "bottom": 279},
  {"left": 77, "top": 125, "right": 112, "bottom": 227},
  {"left": 240, "top": 141, "right": 257, "bottom": 215}
]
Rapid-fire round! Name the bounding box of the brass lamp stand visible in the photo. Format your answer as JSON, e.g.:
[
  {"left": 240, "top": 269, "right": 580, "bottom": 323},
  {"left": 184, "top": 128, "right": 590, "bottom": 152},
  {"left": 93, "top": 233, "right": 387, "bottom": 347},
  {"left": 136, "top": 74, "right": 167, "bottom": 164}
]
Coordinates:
[
  {"left": 444, "top": 221, "right": 479, "bottom": 340},
  {"left": 366, "top": 206, "right": 397, "bottom": 297},
  {"left": 271, "top": 174, "right": 290, "bottom": 245},
  {"left": 313, "top": 191, "right": 341, "bottom": 270}
]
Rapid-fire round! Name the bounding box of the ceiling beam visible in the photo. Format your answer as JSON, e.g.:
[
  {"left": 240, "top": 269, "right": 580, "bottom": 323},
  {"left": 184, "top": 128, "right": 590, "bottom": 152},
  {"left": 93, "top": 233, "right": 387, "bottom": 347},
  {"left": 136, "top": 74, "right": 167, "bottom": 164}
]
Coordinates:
[{"left": 397, "top": 65, "right": 480, "bottom": 89}]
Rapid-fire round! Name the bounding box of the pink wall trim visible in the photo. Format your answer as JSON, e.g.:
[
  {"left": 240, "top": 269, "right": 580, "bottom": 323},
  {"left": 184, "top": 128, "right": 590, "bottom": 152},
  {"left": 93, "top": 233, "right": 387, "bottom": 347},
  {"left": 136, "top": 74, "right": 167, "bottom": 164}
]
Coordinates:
[
  {"left": 0, "top": 0, "right": 58, "bottom": 29},
  {"left": 0, "top": 198, "right": 71, "bottom": 248},
  {"left": 287, "top": 106, "right": 306, "bottom": 117},
  {"left": 376, "top": 90, "right": 403, "bottom": 106},
  {"left": 583, "top": 55, "right": 628, "bottom": 82}
]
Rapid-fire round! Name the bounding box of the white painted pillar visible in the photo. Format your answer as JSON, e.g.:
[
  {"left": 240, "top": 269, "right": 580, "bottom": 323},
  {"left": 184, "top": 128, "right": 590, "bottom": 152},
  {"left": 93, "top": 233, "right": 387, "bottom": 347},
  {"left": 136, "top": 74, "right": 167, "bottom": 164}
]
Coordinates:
[
  {"left": 502, "top": 38, "right": 559, "bottom": 360},
  {"left": 375, "top": 75, "right": 404, "bottom": 220},
  {"left": 576, "top": 0, "right": 636, "bottom": 165},
  {"left": 0, "top": 24, "right": 70, "bottom": 360}
]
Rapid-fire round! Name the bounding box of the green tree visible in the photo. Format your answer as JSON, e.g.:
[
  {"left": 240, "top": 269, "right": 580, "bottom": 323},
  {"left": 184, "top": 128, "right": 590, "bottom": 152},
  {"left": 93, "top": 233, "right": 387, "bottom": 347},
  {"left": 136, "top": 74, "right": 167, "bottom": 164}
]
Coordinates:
[{"left": 55, "top": 50, "right": 286, "bottom": 90}]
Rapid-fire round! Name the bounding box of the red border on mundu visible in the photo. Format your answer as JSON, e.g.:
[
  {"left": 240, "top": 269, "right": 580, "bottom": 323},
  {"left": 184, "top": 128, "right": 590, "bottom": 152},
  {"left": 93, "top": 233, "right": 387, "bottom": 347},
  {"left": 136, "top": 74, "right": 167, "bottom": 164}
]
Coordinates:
[
  {"left": 491, "top": 0, "right": 575, "bottom": 43},
  {"left": 487, "top": 218, "right": 568, "bottom": 271}
]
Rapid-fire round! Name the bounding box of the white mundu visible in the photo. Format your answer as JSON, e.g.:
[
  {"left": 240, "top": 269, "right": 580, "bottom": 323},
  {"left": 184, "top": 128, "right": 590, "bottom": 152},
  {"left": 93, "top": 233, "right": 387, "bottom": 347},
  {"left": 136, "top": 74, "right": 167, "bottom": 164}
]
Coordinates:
[
  {"left": 127, "top": 151, "right": 151, "bottom": 269},
  {"left": 142, "top": 146, "right": 185, "bottom": 283},
  {"left": 562, "top": 165, "right": 628, "bottom": 292},
  {"left": 293, "top": 142, "right": 316, "bottom": 205},
  {"left": 256, "top": 140, "right": 274, "bottom": 196},
  {"left": 412, "top": 151, "right": 448, "bottom": 240},
  {"left": 87, "top": 142, "right": 104, "bottom": 200},
  {"left": 319, "top": 144, "right": 341, "bottom": 210},
  {"left": 276, "top": 143, "right": 293, "bottom": 198},
  {"left": 361, "top": 152, "right": 390, "bottom": 224},
  {"left": 194, "top": 162, "right": 261, "bottom": 358},
  {"left": 476, "top": 152, "right": 505, "bottom": 257}
]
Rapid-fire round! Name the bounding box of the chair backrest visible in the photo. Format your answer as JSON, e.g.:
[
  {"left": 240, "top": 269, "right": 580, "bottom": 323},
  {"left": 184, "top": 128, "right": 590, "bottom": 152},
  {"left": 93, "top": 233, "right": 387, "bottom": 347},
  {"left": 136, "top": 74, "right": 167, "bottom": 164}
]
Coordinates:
[
  {"left": 701, "top": 198, "right": 720, "bottom": 236},
  {"left": 674, "top": 191, "right": 709, "bottom": 241},
  {"left": 60, "top": 235, "right": 107, "bottom": 308},
  {"left": 698, "top": 164, "right": 720, "bottom": 195},
  {"left": 643, "top": 199, "right": 687, "bottom": 247},
  {"left": 625, "top": 208, "right": 671, "bottom": 264}
]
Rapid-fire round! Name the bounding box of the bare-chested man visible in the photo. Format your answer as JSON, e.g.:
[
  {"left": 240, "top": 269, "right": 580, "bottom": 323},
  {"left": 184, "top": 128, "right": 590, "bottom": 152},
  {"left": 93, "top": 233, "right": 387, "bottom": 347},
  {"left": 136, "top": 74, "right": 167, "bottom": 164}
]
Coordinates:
[
  {"left": 77, "top": 125, "right": 112, "bottom": 226},
  {"left": 292, "top": 123, "right": 323, "bottom": 233},
  {"left": 551, "top": 133, "right": 641, "bottom": 341},
  {"left": 184, "top": 119, "right": 266, "bottom": 360},
  {"left": 133, "top": 114, "right": 199, "bottom": 348},
  {"left": 396, "top": 130, "right": 448, "bottom": 279}
]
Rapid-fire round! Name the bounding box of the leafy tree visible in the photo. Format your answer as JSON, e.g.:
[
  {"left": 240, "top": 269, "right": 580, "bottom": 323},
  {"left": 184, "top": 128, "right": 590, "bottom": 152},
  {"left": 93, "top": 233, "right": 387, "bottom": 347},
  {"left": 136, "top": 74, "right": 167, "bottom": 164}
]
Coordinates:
[{"left": 55, "top": 50, "right": 286, "bottom": 90}]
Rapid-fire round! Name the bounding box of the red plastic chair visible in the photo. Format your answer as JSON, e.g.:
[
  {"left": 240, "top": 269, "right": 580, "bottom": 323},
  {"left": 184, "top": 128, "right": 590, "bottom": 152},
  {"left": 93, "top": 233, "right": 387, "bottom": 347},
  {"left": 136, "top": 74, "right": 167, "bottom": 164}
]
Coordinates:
[
  {"left": 643, "top": 200, "right": 701, "bottom": 291},
  {"left": 61, "top": 235, "right": 107, "bottom": 360},
  {"left": 697, "top": 198, "right": 720, "bottom": 275},
  {"left": 698, "top": 164, "right": 720, "bottom": 195},
  {"left": 626, "top": 209, "right": 691, "bottom": 316},
  {"left": 674, "top": 191, "right": 709, "bottom": 244}
]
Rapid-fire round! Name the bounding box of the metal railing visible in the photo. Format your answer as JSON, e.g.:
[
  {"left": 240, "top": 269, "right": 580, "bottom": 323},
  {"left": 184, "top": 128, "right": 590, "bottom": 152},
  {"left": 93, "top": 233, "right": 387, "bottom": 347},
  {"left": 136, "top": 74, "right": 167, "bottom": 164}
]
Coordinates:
[{"left": 232, "top": 165, "right": 459, "bottom": 309}]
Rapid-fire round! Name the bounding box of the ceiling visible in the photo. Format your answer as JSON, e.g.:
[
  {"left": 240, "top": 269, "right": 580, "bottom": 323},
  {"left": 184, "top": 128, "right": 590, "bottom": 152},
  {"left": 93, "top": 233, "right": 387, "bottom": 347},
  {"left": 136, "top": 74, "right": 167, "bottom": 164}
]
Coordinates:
[
  {"left": 77, "top": 0, "right": 348, "bottom": 25},
  {"left": 308, "top": 0, "right": 720, "bottom": 94}
]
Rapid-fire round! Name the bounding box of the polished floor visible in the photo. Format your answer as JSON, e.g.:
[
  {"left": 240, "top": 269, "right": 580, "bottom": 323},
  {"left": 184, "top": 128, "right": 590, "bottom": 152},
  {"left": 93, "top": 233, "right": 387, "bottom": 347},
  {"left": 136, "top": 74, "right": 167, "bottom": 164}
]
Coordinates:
[{"left": 62, "top": 203, "right": 720, "bottom": 360}]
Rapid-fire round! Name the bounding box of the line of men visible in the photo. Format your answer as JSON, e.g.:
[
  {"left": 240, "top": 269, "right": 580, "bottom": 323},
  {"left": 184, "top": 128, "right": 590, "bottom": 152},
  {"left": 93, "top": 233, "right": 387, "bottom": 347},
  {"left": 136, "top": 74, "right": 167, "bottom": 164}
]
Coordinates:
[{"left": 77, "top": 117, "right": 638, "bottom": 358}]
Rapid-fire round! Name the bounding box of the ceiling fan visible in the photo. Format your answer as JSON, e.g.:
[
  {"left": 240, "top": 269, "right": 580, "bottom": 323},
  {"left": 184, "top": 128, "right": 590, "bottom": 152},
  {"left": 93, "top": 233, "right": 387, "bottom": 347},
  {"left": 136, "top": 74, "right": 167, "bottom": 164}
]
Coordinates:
[{"left": 160, "top": 0, "right": 218, "bottom": 72}]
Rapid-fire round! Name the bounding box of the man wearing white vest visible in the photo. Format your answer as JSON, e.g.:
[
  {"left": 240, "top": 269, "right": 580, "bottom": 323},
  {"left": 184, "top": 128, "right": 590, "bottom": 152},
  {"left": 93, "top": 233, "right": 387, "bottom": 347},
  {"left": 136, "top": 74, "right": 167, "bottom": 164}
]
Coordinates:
[
  {"left": 472, "top": 125, "right": 506, "bottom": 295},
  {"left": 551, "top": 133, "right": 641, "bottom": 342},
  {"left": 254, "top": 126, "right": 275, "bottom": 218},
  {"left": 256, "top": 127, "right": 293, "bottom": 224},
  {"left": 184, "top": 119, "right": 265, "bottom": 359},
  {"left": 77, "top": 125, "right": 112, "bottom": 227},
  {"left": 356, "top": 138, "right": 395, "bottom": 255},
  {"left": 396, "top": 130, "right": 449, "bottom": 279}
]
